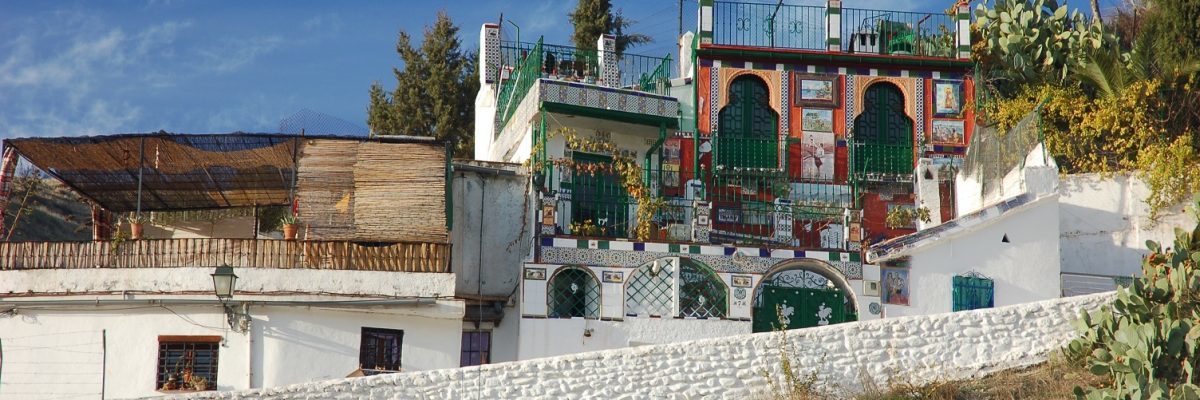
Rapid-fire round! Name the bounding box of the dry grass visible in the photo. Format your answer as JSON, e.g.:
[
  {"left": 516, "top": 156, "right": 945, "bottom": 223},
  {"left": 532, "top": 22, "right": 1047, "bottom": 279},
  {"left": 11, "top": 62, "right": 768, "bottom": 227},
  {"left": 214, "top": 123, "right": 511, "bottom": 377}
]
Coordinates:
[
  {"left": 763, "top": 353, "right": 1111, "bottom": 400},
  {"left": 851, "top": 354, "right": 1111, "bottom": 400}
]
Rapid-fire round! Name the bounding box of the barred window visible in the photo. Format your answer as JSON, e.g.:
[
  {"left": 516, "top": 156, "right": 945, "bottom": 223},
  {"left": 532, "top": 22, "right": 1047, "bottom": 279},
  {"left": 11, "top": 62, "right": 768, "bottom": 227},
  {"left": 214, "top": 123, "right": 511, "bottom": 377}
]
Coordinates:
[
  {"left": 360, "top": 327, "right": 403, "bottom": 371},
  {"left": 625, "top": 258, "right": 675, "bottom": 317},
  {"left": 547, "top": 267, "right": 600, "bottom": 318},
  {"left": 952, "top": 275, "right": 994, "bottom": 311},
  {"left": 156, "top": 336, "right": 219, "bottom": 391},
  {"left": 625, "top": 258, "right": 728, "bottom": 319}
]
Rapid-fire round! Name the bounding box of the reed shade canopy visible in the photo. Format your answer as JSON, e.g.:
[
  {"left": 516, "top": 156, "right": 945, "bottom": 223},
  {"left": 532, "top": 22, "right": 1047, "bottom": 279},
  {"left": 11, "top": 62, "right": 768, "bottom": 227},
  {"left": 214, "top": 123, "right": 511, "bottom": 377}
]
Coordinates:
[
  {"left": 6, "top": 132, "right": 449, "bottom": 243},
  {"left": 5, "top": 133, "right": 302, "bottom": 212}
]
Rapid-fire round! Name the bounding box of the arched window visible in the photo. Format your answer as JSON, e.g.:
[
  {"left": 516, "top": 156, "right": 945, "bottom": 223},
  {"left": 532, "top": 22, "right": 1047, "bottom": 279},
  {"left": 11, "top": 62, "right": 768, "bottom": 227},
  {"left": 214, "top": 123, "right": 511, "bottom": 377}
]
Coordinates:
[
  {"left": 625, "top": 258, "right": 675, "bottom": 317},
  {"left": 547, "top": 267, "right": 600, "bottom": 319},
  {"left": 852, "top": 82, "right": 914, "bottom": 175},
  {"left": 717, "top": 75, "right": 779, "bottom": 170},
  {"left": 678, "top": 259, "right": 728, "bottom": 318},
  {"left": 624, "top": 258, "right": 727, "bottom": 319}
]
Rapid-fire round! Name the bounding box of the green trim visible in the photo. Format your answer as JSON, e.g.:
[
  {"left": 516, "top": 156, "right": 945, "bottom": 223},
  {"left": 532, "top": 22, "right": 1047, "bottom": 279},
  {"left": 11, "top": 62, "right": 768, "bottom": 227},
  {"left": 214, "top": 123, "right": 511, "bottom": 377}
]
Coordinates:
[
  {"left": 541, "top": 102, "right": 680, "bottom": 129},
  {"left": 849, "top": 252, "right": 860, "bottom": 262},
  {"left": 669, "top": 244, "right": 681, "bottom": 253},
  {"left": 577, "top": 239, "right": 588, "bottom": 249},
  {"left": 826, "top": 7, "right": 841, "bottom": 15},
  {"left": 957, "top": 45, "right": 972, "bottom": 52},
  {"left": 698, "top": 47, "right": 973, "bottom": 69},
  {"left": 827, "top": 37, "right": 841, "bottom": 45},
  {"left": 699, "top": 0, "right": 713, "bottom": 6},
  {"left": 699, "top": 31, "right": 714, "bottom": 39},
  {"left": 598, "top": 240, "right": 609, "bottom": 250},
  {"left": 827, "top": 252, "right": 840, "bottom": 261},
  {"left": 957, "top": 12, "right": 971, "bottom": 20}
]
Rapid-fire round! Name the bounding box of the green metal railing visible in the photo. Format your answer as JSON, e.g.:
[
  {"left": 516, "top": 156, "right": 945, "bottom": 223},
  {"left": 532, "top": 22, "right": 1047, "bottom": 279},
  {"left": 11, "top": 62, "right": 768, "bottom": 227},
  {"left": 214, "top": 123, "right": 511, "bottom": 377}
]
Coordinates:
[
  {"left": 548, "top": 164, "right": 849, "bottom": 249},
  {"left": 842, "top": 7, "right": 956, "bottom": 58},
  {"left": 499, "top": 40, "right": 674, "bottom": 96},
  {"left": 495, "top": 39, "right": 543, "bottom": 137},
  {"left": 852, "top": 143, "right": 914, "bottom": 177},
  {"left": 711, "top": 1, "right": 826, "bottom": 50}
]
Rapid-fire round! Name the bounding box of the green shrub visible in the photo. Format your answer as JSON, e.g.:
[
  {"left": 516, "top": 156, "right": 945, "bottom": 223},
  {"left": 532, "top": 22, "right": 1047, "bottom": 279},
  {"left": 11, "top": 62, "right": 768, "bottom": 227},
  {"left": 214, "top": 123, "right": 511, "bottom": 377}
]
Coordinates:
[{"left": 1068, "top": 197, "right": 1200, "bottom": 399}]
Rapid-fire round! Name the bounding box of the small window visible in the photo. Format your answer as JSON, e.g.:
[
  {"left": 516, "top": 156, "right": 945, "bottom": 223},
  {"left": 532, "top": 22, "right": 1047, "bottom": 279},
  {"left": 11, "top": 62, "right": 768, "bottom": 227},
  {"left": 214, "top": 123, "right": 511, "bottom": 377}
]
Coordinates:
[
  {"left": 156, "top": 336, "right": 220, "bottom": 391},
  {"left": 460, "top": 331, "right": 491, "bottom": 367},
  {"left": 360, "top": 327, "right": 404, "bottom": 371},
  {"left": 547, "top": 267, "right": 601, "bottom": 319},
  {"left": 952, "top": 275, "right": 994, "bottom": 311}
]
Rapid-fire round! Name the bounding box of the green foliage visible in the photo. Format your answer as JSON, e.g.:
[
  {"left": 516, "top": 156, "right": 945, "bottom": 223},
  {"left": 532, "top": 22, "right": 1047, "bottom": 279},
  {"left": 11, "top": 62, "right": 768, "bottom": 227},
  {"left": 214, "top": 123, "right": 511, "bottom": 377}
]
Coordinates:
[
  {"left": 367, "top": 11, "right": 478, "bottom": 156},
  {"left": 885, "top": 205, "right": 932, "bottom": 229},
  {"left": 1068, "top": 197, "right": 1200, "bottom": 398},
  {"left": 973, "top": 0, "right": 1113, "bottom": 91},
  {"left": 568, "top": 0, "right": 651, "bottom": 55},
  {"left": 1135, "top": 0, "right": 1200, "bottom": 74}
]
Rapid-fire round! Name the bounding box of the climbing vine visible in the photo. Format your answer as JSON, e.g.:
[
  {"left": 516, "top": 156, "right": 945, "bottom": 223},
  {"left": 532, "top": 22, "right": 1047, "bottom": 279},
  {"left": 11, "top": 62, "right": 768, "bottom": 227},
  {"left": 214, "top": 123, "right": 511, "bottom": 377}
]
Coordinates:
[{"left": 528, "top": 127, "right": 666, "bottom": 241}]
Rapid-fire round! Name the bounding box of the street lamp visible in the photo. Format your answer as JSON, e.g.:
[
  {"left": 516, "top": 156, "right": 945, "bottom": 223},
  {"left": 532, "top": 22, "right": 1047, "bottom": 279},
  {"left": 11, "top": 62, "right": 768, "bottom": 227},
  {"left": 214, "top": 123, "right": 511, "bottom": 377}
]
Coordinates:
[
  {"left": 210, "top": 265, "right": 238, "bottom": 299},
  {"left": 210, "top": 265, "right": 248, "bottom": 332}
]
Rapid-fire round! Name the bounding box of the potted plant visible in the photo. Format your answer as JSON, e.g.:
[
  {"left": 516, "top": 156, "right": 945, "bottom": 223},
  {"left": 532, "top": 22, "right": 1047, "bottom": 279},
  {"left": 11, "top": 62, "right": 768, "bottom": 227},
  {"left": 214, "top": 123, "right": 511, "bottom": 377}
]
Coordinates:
[
  {"left": 128, "top": 214, "right": 146, "bottom": 240},
  {"left": 281, "top": 214, "right": 299, "bottom": 241}
]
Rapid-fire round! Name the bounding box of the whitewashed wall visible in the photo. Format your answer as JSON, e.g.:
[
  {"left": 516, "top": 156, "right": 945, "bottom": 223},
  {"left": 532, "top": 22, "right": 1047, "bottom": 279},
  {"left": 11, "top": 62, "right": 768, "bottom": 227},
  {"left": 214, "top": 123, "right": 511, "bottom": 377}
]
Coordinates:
[
  {"left": 1059, "top": 173, "right": 1193, "bottom": 278},
  {"left": 0, "top": 268, "right": 455, "bottom": 298},
  {"left": 885, "top": 194, "right": 1062, "bottom": 317},
  {"left": 0, "top": 303, "right": 463, "bottom": 399},
  {"left": 165, "top": 292, "right": 1114, "bottom": 400}
]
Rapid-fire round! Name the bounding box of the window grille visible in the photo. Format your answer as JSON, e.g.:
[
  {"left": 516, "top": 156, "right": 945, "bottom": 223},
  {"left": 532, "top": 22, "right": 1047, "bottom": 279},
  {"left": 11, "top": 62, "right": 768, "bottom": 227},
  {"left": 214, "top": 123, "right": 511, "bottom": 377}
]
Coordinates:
[
  {"left": 952, "top": 275, "right": 994, "bottom": 311},
  {"left": 625, "top": 258, "right": 728, "bottom": 319},
  {"left": 547, "top": 267, "right": 601, "bottom": 318},
  {"left": 460, "top": 331, "right": 491, "bottom": 367},
  {"left": 156, "top": 337, "right": 219, "bottom": 391},
  {"left": 678, "top": 259, "right": 729, "bottom": 318},
  {"left": 360, "top": 327, "right": 404, "bottom": 371},
  {"left": 625, "top": 259, "right": 675, "bottom": 317}
]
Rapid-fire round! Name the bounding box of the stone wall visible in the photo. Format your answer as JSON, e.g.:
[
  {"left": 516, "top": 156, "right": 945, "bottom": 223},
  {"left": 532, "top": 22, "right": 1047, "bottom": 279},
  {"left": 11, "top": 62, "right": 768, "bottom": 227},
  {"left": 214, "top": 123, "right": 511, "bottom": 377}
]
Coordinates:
[{"left": 166, "top": 292, "right": 1113, "bottom": 400}]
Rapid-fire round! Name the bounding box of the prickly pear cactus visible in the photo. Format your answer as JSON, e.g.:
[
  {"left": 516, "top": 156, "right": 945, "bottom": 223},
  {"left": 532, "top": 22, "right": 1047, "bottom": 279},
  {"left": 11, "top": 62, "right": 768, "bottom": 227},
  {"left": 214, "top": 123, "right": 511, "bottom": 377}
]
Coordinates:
[{"left": 1068, "top": 198, "right": 1200, "bottom": 399}]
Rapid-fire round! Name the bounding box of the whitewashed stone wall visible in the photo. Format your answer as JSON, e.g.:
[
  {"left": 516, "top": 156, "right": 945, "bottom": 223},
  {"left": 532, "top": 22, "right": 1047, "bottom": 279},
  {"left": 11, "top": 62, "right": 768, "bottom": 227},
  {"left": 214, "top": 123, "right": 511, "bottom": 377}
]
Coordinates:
[{"left": 164, "top": 292, "right": 1113, "bottom": 400}]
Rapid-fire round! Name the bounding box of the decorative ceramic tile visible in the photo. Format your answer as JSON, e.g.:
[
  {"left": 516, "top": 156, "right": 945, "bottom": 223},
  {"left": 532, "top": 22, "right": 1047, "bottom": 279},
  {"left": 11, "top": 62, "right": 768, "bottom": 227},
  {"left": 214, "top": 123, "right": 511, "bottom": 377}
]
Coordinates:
[
  {"left": 709, "top": 66, "right": 719, "bottom": 133},
  {"left": 915, "top": 80, "right": 926, "bottom": 152},
  {"left": 844, "top": 75, "right": 856, "bottom": 140}
]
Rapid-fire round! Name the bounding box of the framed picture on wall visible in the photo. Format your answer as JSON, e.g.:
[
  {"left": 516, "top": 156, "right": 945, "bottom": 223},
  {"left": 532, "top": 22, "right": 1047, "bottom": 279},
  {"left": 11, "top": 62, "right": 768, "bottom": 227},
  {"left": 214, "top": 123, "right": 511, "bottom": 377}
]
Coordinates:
[
  {"left": 800, "top": 131, "right": 835, "bottom": 180},
  {"left": 602, "top": 270, "right": 624, "bottom": 283},
  {"left": 800, "top": 108, "right": 834, "bottom": 132},
  {"left": 931, "top": 119, "right": 966, "bottom": 145},
  {"left": 794, "top": 74, "right": 839, "bottom": 108},
  {"left": 881, "top": 267, "right": 910, "bottom": 305},
  {"left": 933, "top": 80, "right": 963, "bottom": 117},
  {"left": 524, "top": 268, "right": 547, "bottom": 281}
]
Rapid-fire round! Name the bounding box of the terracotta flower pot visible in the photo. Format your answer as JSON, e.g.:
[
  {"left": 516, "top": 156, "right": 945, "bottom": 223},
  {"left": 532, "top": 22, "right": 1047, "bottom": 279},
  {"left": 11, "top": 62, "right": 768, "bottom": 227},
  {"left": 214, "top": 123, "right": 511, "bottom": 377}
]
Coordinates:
[
  {"left": 282, "top": 224, "right": 298, "bottom": 241},
  {"left": 130, "top": 222, "right": 144, "bottom": 240}
]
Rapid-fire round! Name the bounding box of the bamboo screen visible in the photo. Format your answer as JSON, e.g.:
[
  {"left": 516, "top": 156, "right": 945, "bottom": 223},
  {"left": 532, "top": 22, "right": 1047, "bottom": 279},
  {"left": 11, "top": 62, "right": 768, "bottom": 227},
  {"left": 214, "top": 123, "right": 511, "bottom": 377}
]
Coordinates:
[{"left": 296, "top": 139, "right": 447, "bottom": 243}]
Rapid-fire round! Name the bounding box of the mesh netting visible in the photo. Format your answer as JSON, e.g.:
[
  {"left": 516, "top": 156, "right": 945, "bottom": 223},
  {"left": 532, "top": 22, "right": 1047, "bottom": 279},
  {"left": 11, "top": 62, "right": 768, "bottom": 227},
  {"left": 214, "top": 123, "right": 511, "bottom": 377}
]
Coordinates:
[{"left": 961, "top": 109, "right": 1044, "bottom": 202}]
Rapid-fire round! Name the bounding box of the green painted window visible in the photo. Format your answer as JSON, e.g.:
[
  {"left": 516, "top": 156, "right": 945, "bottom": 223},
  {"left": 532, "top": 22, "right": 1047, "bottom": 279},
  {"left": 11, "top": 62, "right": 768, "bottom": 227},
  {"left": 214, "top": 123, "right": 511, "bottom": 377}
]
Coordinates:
[
  {"left": 717, "top": 75, "right": 779, "bottom": 170},
  {"left": 853, "top": 82, "right": 914, "bottom": 175},
  {"left": 952, "top": 275, "right": 994, "bottom": 311},
  {"left": 569, "top": 152, "right": 628, "bottom": 238},
  {"left": 548, "top": 267, "right": 601, "bottom": 319}
]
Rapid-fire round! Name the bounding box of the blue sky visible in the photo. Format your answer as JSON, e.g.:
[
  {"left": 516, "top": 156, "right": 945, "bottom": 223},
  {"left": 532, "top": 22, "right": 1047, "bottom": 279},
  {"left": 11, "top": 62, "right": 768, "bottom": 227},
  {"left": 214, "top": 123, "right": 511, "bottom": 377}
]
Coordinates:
[{"left": 0, "top": 0, "right": 1106, "bottom": 139}]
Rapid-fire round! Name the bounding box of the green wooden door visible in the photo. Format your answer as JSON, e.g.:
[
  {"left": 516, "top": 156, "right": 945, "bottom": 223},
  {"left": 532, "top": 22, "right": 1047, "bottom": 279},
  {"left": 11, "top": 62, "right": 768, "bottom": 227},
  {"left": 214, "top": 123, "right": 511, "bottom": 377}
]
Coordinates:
[
  {"left": 752, "top": 285, "right": 847, "bottom": 332},
  {"left": 571, "top": 152, "right": 628, "bottom": 238},
  {"left": 853, "top": 83, "right": 914, "bottom": 175},
  {"left": 718, "top": 76, "right": 779, "bottom": 170}
]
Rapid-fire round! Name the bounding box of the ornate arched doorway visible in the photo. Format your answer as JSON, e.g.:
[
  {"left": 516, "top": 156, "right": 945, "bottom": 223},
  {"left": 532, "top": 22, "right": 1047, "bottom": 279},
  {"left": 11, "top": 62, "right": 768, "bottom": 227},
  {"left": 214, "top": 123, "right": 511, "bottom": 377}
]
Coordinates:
[
  {"left": 717, "top": 75, "right": 779, "bottom": 170},
  {"left": 852, "top": 82, "right": 914, "bottom": 176},
  {"left": 751, "top": 259, "right": 858, "bottom": 332}
]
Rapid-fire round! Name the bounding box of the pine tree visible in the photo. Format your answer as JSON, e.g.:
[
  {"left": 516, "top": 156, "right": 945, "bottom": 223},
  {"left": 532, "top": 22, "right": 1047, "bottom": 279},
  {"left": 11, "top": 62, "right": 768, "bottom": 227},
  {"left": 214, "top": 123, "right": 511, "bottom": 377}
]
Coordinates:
[
  {"left": 368, "top": 11, "right": 477, "bottom": 156},
  {"left": 568, "top": 0, "right": 652, "bottom": 54}
]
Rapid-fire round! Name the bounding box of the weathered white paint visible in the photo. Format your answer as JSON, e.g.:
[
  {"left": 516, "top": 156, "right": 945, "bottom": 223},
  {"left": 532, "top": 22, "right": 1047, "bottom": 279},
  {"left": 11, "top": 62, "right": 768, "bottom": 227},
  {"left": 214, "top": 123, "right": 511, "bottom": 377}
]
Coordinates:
[
  {"left": 956, "top": 143, "right": 1056, "bottom": 216},
  {"left": 518, "top": 317, "right": 750, "bottom": 360},
  {"left": 882, "top": 194, "right": 1062, "bottom": 317},
  {"left": 1059, "top": 172, "right": 1193, "bottom": 278},
  {"left": 0, "top": 303, "right": 464, "bottom": 399},
  {"left": 166, "top": 292, "right": 1114, "bottom": 400},
  {"left": 451, "top": 167, "right": 530, "bottom": 298},
  {"left": 0, "top": 268, "right": 455, "bottom": 298},
  {"left": 141, "top": 216, "right": 265, "bottom": 239}
]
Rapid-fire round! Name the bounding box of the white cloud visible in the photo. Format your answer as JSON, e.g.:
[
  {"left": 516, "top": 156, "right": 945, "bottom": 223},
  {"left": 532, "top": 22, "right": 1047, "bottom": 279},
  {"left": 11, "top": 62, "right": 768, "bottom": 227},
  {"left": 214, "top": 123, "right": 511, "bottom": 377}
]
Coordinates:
[{"left": 197, "top": 35, "right": 284, "bottom": 74}]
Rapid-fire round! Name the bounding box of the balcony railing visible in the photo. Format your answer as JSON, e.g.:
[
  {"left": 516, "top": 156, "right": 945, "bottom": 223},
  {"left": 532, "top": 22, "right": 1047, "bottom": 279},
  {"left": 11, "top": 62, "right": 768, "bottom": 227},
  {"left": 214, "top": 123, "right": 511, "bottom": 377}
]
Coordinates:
[
  {"left": 712, "top": 1, "right": 827, "bottom": 50},
  {"left": 0, "top": 238, "right": 450, "bottom": 272},
  {"left": 842, "top": 7, "right": 956, "bottom": 58},
  {"left": 549, "top": 161, "right": 850, "bottom": 249},
  {"left": 708, "top": 2, "right": 960, "bottom": 59},
  {"left": 495, "top": 39, "right": 545, "bottom": 136},
  {"left": 498, "top": 40, "right": 674, "bottom": 95}
]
